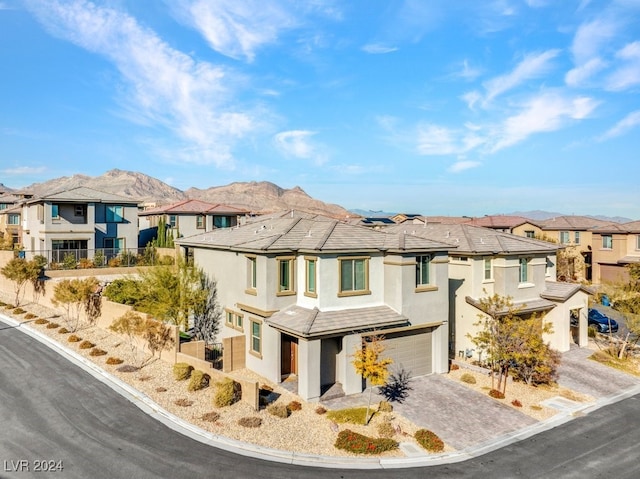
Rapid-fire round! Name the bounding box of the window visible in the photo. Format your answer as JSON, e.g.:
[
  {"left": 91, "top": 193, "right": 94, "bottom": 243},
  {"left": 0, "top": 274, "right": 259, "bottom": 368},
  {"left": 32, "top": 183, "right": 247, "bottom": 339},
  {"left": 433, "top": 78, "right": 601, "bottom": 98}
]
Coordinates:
[
  {"left": 277, "top": 257, "right": 295, "bottom": 295},
  {"left": 636, "top": 235, "right": 640, "bottom": 250},
  {"left": 560, "top": 231, "right": 569, "bottom": 244},
  {"left": 168, "top": 215, "right": 177, "bottom": 228},
  {"left": 52, "top": 204, "right": 59, "bottom": 219},
  {"left": 225, "top": 310, "right": 243, "bottom": 330},
  {"left": 196, "top": 215, "right": 205, "bottom": 229},
  {"left": 246, "top": 255, "right": 257, "bottom": 291},
  {"left": 525, "top": 230, "right": 535, "bottom": 238},
  {"left": 416, "top": 255, "right": 431, "bottom": 286},
  {"left": 574, "top": 231, "right": 581, "bottom": 244},
  {"left": 106, "top": 205, "right": 124, "bottom": 223},
  {"left": 250, "top": 320, "right": 262, "bottom": 356},
  {"left": 104, "top": 238, "right": 124, "bottom": 250},
  {"left": 305, "top": 257, "right": 317, "bottom": 296},
  {"left": 602, "top": 235, "right": 613, "bottom": 249},
  {"left": 339, "top": 257, "right": 369, "bottom": 295},
  {"left": 519, "top": 258, "right": 529, "bottom": 283},
  {"left": 484, "top": 257, "right": 492, "bottom": 280},
  {"left": 8, "top": 214, "right": 20, "bottom": 225},
  {"left": 214, "top": 216, "right": 230, "bottom": 228},
  {"left": 225, "top": 311, "right": 234, "bottom": 327},
  {"left": 0, "top": 203, "right": 6, "bottom": 210},
  {"left": 74, "top": 205, "right": 86, "bottom": 216}
]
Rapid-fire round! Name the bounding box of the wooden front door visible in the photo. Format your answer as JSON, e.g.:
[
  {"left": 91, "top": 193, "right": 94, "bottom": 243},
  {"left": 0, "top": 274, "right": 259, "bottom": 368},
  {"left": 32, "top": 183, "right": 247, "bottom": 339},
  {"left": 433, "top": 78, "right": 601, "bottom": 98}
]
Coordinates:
[{"left": 281, "top": 334, "right": 298, "bottom": 377}]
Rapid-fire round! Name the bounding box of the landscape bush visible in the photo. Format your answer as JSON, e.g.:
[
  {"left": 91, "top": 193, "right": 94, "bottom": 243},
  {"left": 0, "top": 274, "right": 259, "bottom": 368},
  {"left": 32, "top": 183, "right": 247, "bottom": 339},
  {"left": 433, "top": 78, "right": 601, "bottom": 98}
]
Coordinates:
[
  {"left": 213, "top": 378, "right": 239, "bottom": 408},
  {"left": 450, "top": 363, "right": 460, "bottom": 371},
  {"left": 173, "top": 362, "right": 194, "bottom": 381},
  {"left": 326, "top": 407, "right": 369, "bottom": 425},
  {"left": 24, "top": 313, "right": 36, "bottom": 320},
  {"left": 489, "top": 389, "right": 505, "bottom": 399},
  {"left": 201, "top": 412, "right": 220, "bottom": 422},
  {"left": 156, "top": 387, "right": 167, "bottom": 393},
  {"left": 334, "top": 430, "right": 398, "bottom": 455},
  {"left": 67, "top": 335, "right": 82, "bottom": 343},
  {"left": 315, "top": 406, "right": 327, "bottom": 415},
  {"left": 377, "top": 419, "right": 396, "bottom": 439},
  {"left": 267, "top": 403, "right": 290, "bottom": 418},
  {"left": 34, "top": 318, "right": 49, "bottom": 325},
  {"left": 378, "top": 400, "right": 393, "bottom": 413},
  {"left": 89, "top": 348, "right": 107, "bottom": 356},
  {"left": 414, "top": 429, "right": 445, "bottom": 453},
  {"left": 511, "top": 399, "right": 523, "bottom": 407},
  {"left": 12, "top": 307, "right": 25, "bottom": 314},
  {"left": 79, "top": 340, "right": 95, "bottom": 349},
  {"left": 287, "top": 400, "right": 302, "bottom": 412},
  {"left": 46, "top": 322, "right": 60, "bottom": 329},
  {"left": 105, "top": 357, "right": 124, "bottom": 365},
  {"left": 238, "top": 417, "right": 262, "bottom": 428},
  {"left": 58, "top": 327, "right": 69, "bottom": 334},
  {"left": 174, "top": 398, "right": 194, "bottom": 407},
  {"left": 460, "top": 373, "right": 477, "bottom": 384},
  {"left": 187, "top": 370, "right": 210, "bottom": 392}
]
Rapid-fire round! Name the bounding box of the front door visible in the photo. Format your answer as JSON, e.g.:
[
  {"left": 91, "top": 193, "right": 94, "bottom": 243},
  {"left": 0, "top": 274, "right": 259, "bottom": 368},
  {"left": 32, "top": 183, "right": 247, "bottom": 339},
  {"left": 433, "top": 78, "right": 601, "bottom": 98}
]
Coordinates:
[{"left": 281, "top": 334, "right": 298, "bottom": 377}]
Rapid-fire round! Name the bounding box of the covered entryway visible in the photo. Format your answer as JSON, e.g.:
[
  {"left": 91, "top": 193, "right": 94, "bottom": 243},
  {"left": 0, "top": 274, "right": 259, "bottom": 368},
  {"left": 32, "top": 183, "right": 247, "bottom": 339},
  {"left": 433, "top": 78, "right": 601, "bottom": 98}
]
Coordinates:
[
  {"left": 377, "top": 327, "right": 433, "bottom": 377},
  {"left": 280, "top": 334, "right": 298, "bottom": 378}
]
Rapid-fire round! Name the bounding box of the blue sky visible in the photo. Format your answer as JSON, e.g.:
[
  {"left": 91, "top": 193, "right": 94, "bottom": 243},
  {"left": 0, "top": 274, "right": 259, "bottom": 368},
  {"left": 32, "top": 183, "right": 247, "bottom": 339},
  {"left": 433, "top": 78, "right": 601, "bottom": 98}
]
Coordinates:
[{"left": 1, "top": 1, "right": 639, "bottom": 218}]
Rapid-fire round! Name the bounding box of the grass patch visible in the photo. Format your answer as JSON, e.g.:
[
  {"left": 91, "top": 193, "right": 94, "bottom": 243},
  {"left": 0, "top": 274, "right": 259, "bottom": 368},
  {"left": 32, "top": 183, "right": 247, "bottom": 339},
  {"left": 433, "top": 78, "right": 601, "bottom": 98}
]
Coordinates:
[
  {"left": 589, "top": 351, "right": 640, "bottom": 376},
  {"left": 326, "top": 407, "right": 369, "bottom": 425},
  {"left": 460, "top": 373, "right": 476, "bottom": 384}
]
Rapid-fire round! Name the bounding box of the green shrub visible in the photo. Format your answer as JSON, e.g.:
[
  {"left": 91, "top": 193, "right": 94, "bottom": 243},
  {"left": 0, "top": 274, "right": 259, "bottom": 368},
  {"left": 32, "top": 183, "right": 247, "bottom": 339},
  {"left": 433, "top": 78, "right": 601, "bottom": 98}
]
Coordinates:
[
  {"left": 213, "top": 378, "right": 239, "bottom": 408},
  {"left": 238, "top": 417, "right": 262, "bottom": 428},
  {"left": 79, "top": 340, "right": 95, "bottom": 349},
  {"left": 489, "top": 389, "right": 505, "bottom": 399},
  {"left": 103, "top": 278, "right": 144, "bottom": 306},
  {"left": 187, "top": 370, "right": 210, "bottom": 392},
  {"left": 378, "top": 400, "right": 393, "bottom": 413},
  {"left": 460, "top": 373, "right": 476, "bottom": 384},
  {"left": 334, "top": 430, "right": 399, "bottom": 455},
  {"left": 326, "top": 407, "right": 369, "bottom": 425},
  {"left": 106, "top": 357, "right": 124, "bottom": 365},
  {"left": 173, "top": 362, "right": 194, "bottom": 381},
  {"left": 46, "top": 322, "right": 60, "bottom": 329},
  {"left": 377, "top": 420, "right": 396, "bottom": 438},
  {"left": 267, "top": 403, "right": 290, "bottom": 418},
  {"left": 414, "top": 429, "right": 444, "bottom": 453},
  {"left": 67, "top": 335, "right": 82, "bottom": 343},
  {"left": 62, "top": 253, "right": 77, "bottom": 270}
]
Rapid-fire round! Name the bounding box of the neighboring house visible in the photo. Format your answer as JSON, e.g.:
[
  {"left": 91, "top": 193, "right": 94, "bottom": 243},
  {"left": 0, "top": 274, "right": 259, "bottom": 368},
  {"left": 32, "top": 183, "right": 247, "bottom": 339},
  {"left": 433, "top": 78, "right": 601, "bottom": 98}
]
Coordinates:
[
  {"left": 138, "top": 199, "right": 249, "bottom": 246},
  {"left": 394, "top": 215, "right": 471, "bottom": 226},
  {"left": 20, "top": 187, "right": 140, "bottom": 264},
  {"left": 536, "top": 216, "right": 613, "bottom": 282},
  {"left": 591, "top": 221, "right": 640, "bottom": 284},
  {"left": 463, "top": 215, "right": 538, "bottom": 234},
  {"left": 384, "top": 223, "right": 591, "bottom": 357},
  {"left": 176, "top": 215, "right": 454, "bottom": 401},
  {"left": 0, "top": 203, "right": 22, "bottom": 246}
]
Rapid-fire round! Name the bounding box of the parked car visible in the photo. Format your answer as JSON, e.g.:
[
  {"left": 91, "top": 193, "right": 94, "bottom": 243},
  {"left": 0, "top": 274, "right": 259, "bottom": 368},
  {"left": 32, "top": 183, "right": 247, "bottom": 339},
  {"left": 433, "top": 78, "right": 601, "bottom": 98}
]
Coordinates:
[{"left": 588, "top": 309, "right": 619, "bottom": 333}]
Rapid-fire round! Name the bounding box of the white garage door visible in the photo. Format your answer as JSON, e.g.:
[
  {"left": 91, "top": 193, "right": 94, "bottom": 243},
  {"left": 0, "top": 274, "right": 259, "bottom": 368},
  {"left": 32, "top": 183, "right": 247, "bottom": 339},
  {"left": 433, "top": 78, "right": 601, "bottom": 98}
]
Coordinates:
[{"left": 381, "top": 327, "right": 433, "bottom": 377}]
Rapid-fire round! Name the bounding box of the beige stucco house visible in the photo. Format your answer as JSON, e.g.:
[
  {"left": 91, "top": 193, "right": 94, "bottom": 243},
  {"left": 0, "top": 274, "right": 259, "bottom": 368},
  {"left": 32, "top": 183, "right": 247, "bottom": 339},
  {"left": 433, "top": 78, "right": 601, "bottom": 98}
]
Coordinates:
[
  {"left": 176, "top": 214, "right": 454, "bottom": 401},
  {"left": 591, "top": 220, "right": 640, "bottom": 284}
]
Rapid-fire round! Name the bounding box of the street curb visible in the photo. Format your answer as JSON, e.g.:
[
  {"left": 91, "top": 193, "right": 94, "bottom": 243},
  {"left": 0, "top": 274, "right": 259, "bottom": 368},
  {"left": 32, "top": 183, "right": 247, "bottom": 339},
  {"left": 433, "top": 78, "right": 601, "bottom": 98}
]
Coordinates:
[{"left": 3, "top": 313, "right": 640, "bottom": 469}]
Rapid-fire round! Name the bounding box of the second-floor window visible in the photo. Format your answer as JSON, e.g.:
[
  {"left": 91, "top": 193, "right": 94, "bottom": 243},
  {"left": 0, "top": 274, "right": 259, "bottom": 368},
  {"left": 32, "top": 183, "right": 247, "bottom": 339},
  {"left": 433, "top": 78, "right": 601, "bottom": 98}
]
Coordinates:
[
  {"left": 636, "top": 235, "right": 640, "bottom": 250},
  {"left": 168, "top": 215, "right": 177, "bottom": 228},
  {"left": 560, "top": 231, "right": 569, "bottom": 244},
  {"left": 106, "top": 205, "right": 124, "bottom": 223},
  {"left": 250, "top": 320, "right": 262, "bottom": 356},
  {"left": 519, "top": 258, "right": 529, "bottom": 283},
  {"left": 525, "top": 230, "right": 535, "bottom": 238},
  {"left": 246, "top": 256, "right": 257, "bottom": 291},
  {"left": 52, "top": 204, "right": 59, "bottom": 219},
  {"left": 574, "top": 231, "right": 581, "bottom": 244},
  {"left": 277, "top": 257, "right": 295, "bottom": 295},
  {"left": 339, "top": 257, "right": 369, "bottom": 295},
  {"left": 484, "top": 257, "right": 492, "bottom": 280},
  {"left": 8, "top": 214, "right": 20, "bottom": 225},
  {"left": 305, "top": 257, "right": 317, "bottom": 296},
  {"left": 416, "top": 255, "right": 431, "bottom": 286},
  {"left": 602, "top": 235, "right": 613, "bottom": 249},
  {"left": 196, "top": 215, "right": 205, "bottom": 229}
]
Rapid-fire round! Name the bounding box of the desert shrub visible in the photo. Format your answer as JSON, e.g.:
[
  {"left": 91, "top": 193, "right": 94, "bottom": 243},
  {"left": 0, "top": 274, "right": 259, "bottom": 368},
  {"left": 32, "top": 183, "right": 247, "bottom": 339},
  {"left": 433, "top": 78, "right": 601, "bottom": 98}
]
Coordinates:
[
  {"left": 62, "top": 253, "right": 77, "bottom": 270},
  {"left": 287, "top": 400, "right": 302, "bottom": 412},
  {"left": 267, "top": 403, "right": 290, "bottom": 419},
  {"left": 460, "top": 373, "right": 477, "bottom": 384},
  {"left": 379, "top": 368, "right": 413, "bottom": 403},
  {"left": 315, "top": 406, "right": 327, "bottom": 415},
  {"left": 79, "top": 340, "right": 95, "bottom": 349},
  {"left": 414, "top": 429, "right": 445, "bottom": 453},
  {"left": 334, "top": 430, "right": 399, "bottom": 455},
  {"left": 34, "top": 318, "right": 49, "bottom": 325},
  {"left": 174, "top": 398, "right": 193, "bottom": 407},
  {"left": 377, "top": 420, "right": 396, "bottom": 439},
  {"left": 187, "top": 370, "right": 210, "bottom": 392},
  {"left": 116, "top": 365, "right": 139, "bottom": 373},
  {"left": 103, "top": 278, "right": 144, "bottom": 306},
  {"left": 378, "top": 400, "right": 393, "bottom": 413},
  {"left": 89, "top": 348, "right": 107, "bottom": 356},
  {"left": 201, "top": 412, "right": 220, "bottom": 422},
  {"left": 326, "top": 407, "right": 369, "bottom": 425},
  {"left": 108, "top": 257, "right": 121, "bottom": 268},
  {"left": 450, "top": 363, "right": 460, "bottom": 371},
  {"left": 67, "top": 335, "right": 82, "bottom": 343},
  {"left": 238, "top": 416, "right": 262, "bottom": 428},
  {"left": 78, "top": 258, "right": 95, "bottom": 269},
  {"left": 530, "top": 405, "right": 542, "bottom": 411},
  {"left": 58, "top": 327, "right": 69, "bottom": 334},
  {"left": 106, "top": 357, "right": 124, "bottom": 365},
  {"left": 24, "top": 313, "right": 36, "bottom": 320},
  {"left": 138, "top": 375, "right": 152, "bottom": 382},
  {"left": 46, "top": 322, "right": 60, "bottom": 329},
  {"left": 588, "top": 325, "right": 598, "bottom": 338},
  {"left": 213, "top": 378, "right": 239, "bottom": 408},
  {"left": 173, "top": 362, "right": 194, "bottom": 381},
  {"left": 489, "top": 389, "right": 505, "bottom": 399},
  {"left": 156, "top": 387, "right": 167, "bottom": 393},
  {"left": 12, "top": 307, "right": 26, "bottom": 314},
  {"left": 512, "top": 399, "right": 523, "bottom": 407}
]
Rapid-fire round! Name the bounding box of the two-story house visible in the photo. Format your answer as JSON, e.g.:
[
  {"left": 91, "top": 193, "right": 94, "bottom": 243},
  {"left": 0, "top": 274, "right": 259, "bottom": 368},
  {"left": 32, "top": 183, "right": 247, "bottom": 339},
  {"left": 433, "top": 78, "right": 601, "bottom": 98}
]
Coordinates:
[
  {"left": 20, "top": 187, "right": 140, "bottom": 264},
  {"left": 591, "top": 220, "right": 640, "bottom": 284},
  {"left": 138, "top": 199, "right": 249, "bottom": 246},
  {"left": 384, "top": 223, "right": 591, "bottom": 358},
  {"left": 176, "top": 215, "right": 454, "bottom": 401},
  {"left": 0, "top": 191, "right": 35, "bottom": 247}
]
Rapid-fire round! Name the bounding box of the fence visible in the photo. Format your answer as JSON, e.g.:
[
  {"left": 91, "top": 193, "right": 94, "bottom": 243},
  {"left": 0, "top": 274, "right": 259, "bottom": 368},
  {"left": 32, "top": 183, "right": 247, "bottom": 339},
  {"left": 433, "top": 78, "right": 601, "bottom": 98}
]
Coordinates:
[
  {"left": 205, "top": 342, "right": 224, "bottom": 370},
  {"left": 19, "top": 247, "right": 175, "bottom": 270}
]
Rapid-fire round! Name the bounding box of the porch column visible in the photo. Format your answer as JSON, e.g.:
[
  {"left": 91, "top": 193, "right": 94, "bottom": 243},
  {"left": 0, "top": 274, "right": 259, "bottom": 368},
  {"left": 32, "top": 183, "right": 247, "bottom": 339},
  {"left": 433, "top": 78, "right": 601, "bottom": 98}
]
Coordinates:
[
  {"left": 342, "top": 333, "right": 363, "bottom": 396},
  {"left": 297, "top": 338, "right": 321, "bottom": 402},
  {"left": 578, "top": 307, "right": 588, "bottom": 348}
]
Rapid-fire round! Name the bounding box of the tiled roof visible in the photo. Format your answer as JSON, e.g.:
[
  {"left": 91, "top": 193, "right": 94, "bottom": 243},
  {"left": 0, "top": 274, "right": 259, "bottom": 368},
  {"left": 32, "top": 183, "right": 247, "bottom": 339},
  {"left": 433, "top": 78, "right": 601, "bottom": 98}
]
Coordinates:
[
  {"left": 541, "top": 281, "right": 593, "bottom": 301},
  {"left": 466, "top": 296, "right": 556, "bottom": 315},
  {"left": 537, "top": 215, "right": 613, "bottom": 231},
  {"left": 591, "top": 220, "right": 640, "bottom": 234},
  {"left": 139, "top": 199, "right": 249, "bottom": 216},
  {"left": 266, "top": 304, "right": 408, "bottom": 338},
  {"left": 177, "top": 216, "right": 454, "bottom": 253},
  {"left": 464, "top": 215, "right": 533, "bottom": 228},
  {"left": 618, "top": 256, "right": 640, "bottom": 264},
  {"left": 383, "top": 223, "right": 558, "bottom": 255},
  {"left": 27, "top": 186, "right": 138, "bottom": 204}
]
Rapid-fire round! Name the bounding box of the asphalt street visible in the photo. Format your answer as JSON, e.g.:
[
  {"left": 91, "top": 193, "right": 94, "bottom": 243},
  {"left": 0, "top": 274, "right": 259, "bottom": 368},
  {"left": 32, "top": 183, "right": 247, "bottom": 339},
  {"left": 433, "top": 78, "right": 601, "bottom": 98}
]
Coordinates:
[{"left": 2, "top": 318, "right": 640, "bottom": 479}]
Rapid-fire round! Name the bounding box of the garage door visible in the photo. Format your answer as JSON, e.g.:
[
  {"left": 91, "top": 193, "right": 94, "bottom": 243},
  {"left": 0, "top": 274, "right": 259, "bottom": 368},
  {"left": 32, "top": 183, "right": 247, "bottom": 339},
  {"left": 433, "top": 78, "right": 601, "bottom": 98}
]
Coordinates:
[{"left": 380, "top": 327, "right": 433, "bottom": 377}]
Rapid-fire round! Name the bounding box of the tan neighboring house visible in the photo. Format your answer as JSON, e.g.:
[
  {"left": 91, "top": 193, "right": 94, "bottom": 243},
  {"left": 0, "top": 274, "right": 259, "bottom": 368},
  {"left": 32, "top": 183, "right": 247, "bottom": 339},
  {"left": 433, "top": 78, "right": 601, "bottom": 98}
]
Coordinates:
[
  {"left": 384, "top": 223, "right": 592, "bottom": 358},
  {"left": 463, "top": 215, "right": 539, "bottom": 235},
  {"left": 139, "top": 199, "right": 249, "bottom": 246},
  {"left": 536, "top": 216, "right": 613, "bottom": 282},
  {"left": 20, "top": 187, "right": 140, "bottom": 264},
  {"left": 0, "top": 191, "right": 36, "bottom": 246},
  {"left": 176, "top": 214, "right": 454, "bottom": 401},
  {"left": 591, "top": 221, "right": 640, "bottom": 284},
  {"left": 394, "top": 215, "right": 471, "bottom": 226}
]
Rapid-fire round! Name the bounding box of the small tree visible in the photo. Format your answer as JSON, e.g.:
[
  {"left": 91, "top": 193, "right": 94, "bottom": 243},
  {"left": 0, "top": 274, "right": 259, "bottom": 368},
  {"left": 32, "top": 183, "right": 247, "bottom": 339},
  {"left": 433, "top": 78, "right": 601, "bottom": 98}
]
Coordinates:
[
  {"left": 1, "top": 257, "right": 42, "bottom": 306},
  {"left": 143, "top": 318, "right": 174, "bottom": 363},
  {"left": 352, "top": 335, "right": 393, "bottom": 424},
  {"left": 191, "top": 274, "right": 222, "bottom": 343},
  {"left": 110, "top": 311, "right": 146, "bottom": 365},
  {"left": 52, "top": 277, "right": 100, "bottom": 332}
]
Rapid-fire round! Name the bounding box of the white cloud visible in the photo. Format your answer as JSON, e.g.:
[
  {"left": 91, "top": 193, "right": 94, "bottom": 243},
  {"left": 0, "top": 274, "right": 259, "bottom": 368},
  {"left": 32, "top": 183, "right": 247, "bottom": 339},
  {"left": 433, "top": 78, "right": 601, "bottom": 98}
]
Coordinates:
[
  {"left": 416, "top": 124, "right": 486, "bottom": 156},
  {"left": 565, "top": 57, "right": 607, "bottom": 87},
  {"left": 599, "top": 110, "right": 640, "bottom": 140},
  {"left": 1, "top": 166, "right": 47, "bottom": 175},
  {"left": 26, "top": 0, "right": 256, "bottom": 168},
  {"left": 170, "top": 0, "right": 296, "bottom": 62},
  {"left": 273, "top": 130, "right": 328, "bottom": 165},
  {"left": 492, "top": 92, "right": 599, "bottom": 151},
  {"left": 605, "top": 41, "right": 640, "bottom": 91},
  {"left": 461, "top": 90, "right": 481, "bottom": 110},
  {"left": 362, "top": 43, "right": 398, "bottom": 54},
  {"left": 448, "top": 161, "right": 481, "bottom": 173},
  {"left": 482, "top": 49, "right": 560, "bottom": 105},
  {"left": 570, "top": 19, "right": 617, "bottom": 63}
]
